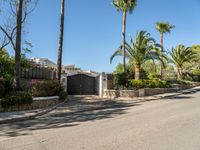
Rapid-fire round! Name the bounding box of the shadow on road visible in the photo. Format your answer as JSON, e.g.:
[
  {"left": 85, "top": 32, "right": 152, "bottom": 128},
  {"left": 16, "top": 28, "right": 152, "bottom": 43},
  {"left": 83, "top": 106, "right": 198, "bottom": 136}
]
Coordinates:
[
  {"left": 169, "top": 96, "right": 193, "bottom": 100},
  {"left": 0, "top": 98, "right": 140, "bottom": 137}
]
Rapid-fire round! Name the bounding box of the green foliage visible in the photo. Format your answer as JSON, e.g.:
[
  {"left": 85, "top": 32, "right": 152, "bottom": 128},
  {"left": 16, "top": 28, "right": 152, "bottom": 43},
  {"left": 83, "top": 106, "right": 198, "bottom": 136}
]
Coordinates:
[
  {"left": 0, "top": 77, "right": 5, "bottom": 97},
  {"left": 112, "top": 0, "right": 137, "bottom": 13},
  {"left": 111, "top": 31, "right": 167, "bottom": 80},
  {"left": 111, "top": 31, "right": 166, "bottom": 65},
  {"left": 170, "top": 45, "right": 197, "bottom": 79},
  {"left": 184, "top": 45, "right": 200, "bottom": 70},
  {"left": 31, "top": 80, "right": 62, "bottom": 97},
  {"left": 113, "top": 63, "right": 134, "bottom": 88},
  {"left": 1, "top": 91, "right": 33, "bottom": 108},
  {"left": 59, "top": 90, "right": 68, "bottom": 101},
  {"left": 148, "top": 72, "right": 159, "bottom": 79},
  {"left": 113, "top": 72, "right": 130, "bottom": 88},
  {"left": 113, "top": 62, "right": 149, "bottom": 88},
  {"left": 0, "top": 49, "right": 30, "bottom": 92},
  {"left": 155, "top": 22, "right": 175, "bottom": 34},
  {"left": 170, "top": 45, "right": 197, "bottom": 68},
  {"left": 0, "top": 49, "right": 14, "bottom": 76},
  {"left": 130, "top": 79, "right": 171, "bottom": 89},
  {"left": 184, "top": 69, "right": 200, "bottom": 82}
]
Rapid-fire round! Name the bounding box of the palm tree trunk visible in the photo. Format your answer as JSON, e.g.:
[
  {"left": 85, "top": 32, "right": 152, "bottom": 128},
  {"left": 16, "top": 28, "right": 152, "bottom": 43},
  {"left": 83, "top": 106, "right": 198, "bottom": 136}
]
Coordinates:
[
  {"left": 160, "top": 33, "right": 163, "bottom": 79},
  {"left": 134, "top": 64, "right": 140, "bottom": 80},
  {"left": 14, "top": 0, "right": 23, "bottom": 90},
  {"left": 122, "top": 11, "right": 126, "bottom": 72},
  {"left": 178, "top": 67, "right": 183, "bottom": 79},
  {"left": 57, "top": 0, "right": 65, "bottom": 81}
]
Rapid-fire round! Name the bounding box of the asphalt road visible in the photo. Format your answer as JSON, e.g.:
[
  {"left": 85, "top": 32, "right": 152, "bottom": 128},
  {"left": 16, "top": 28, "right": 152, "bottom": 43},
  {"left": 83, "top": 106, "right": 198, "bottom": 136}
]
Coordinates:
[{"left": 0, "top": 90, "right": 200, "bottom": 150}]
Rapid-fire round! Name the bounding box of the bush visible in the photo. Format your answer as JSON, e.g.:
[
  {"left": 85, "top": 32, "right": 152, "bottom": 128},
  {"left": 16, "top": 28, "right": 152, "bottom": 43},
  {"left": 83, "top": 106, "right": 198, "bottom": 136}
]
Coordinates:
[
  {"left": 113, "top": 67, "right": 148, "bottom": 89},
  {"left": 130, "top": 79, "right": 171, "bottom": 89},
  {"left": 1, "top": 91, "right": 33, "bottom": 108},
  {"left": 59, "top": 90, "right": 68, "bottom": 101},
  {"left": 0, "top": 78, "right": 5, "bottom": 97},
  {"left": 191, "top": 69, "right": 200, "bottom": 82},
  {"left": 4, "top": 74, "right": 13, "bottom": 93},
  {"left": 31, "top": 80, "right": 62, "bottom": 97},
  {"left": 148, "top": 72, "right": 160, "bottom": 80},
  {"left": 113, "top": 72, "right": 130, "bottom": 88}
]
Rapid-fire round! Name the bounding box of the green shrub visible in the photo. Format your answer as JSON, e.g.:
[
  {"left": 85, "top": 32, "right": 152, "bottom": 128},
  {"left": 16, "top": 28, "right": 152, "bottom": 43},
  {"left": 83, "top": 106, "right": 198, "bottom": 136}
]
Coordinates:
[
  {"left": 31, "top": 80, "right": 62, "bottom": 97},
  {"left": 4, "top": 74, "right": 13, "bottom": 93},
  {"left": 191, "top": 69, "right": 200, "bottom": 82},
  {"left": 130, "top": 79, "right": 171, "bottom": 89},
  {"left": 113, "top": 72, "right": 129, "bottom": 88},
  {"left": 59, "top": 90, "right": 68, "bottom": 101},
  {"left": 1, "top": 91, "right": 33, "bottom": 108},
  {"left": 148, "top": 72, "right": 160, "bottom": 80},
  {"left": 130, "top": 79, "right": 146, "bottom": 89},
  {"left": 0, "top": 78, "right": 5, "bottom": 97}
]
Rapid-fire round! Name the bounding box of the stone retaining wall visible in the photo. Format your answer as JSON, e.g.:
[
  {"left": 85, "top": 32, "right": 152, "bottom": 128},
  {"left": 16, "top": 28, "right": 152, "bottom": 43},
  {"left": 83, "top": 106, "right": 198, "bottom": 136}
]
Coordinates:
[
  {"left": 104, "top": 90, "right": 139, "bottom": 98},
  {"left": 143, "top": 88, "right": 179, "bottom": 96},
  {"left": 119, "top": 90, "right": 139, "bottom": 97},
  {"left": 104, "top": 84, "right": 198, "bottom": 98},
  {"left": 0, "top": 96, "right": 59, "bottom": 112}
]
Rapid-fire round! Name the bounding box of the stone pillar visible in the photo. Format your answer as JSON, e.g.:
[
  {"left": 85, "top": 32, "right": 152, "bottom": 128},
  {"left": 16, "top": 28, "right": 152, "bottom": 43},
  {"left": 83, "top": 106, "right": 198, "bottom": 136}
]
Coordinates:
[
  {"left": 99, "top": 72, "right": 107, "bottom": 97},
  {"left": 61, "top": 74, "right": 68, "bottom": 92},
  {"left": 139, "top": 89, "right": 145, "bottom": 97}
]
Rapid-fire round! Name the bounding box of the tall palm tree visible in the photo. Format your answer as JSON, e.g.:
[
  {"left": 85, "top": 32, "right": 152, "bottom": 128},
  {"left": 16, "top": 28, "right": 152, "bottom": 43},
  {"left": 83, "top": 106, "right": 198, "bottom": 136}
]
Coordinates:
[
  {"left": 113, "top": 0, "right": 137, "bottom": 72},
  {"left": 155, "top": 22, "right": 174, "bottom": 78},
  {"left": 110, "top": 31, "right": 166, "bottom": 80},
  {"left": 14, "top": 0, "right": 23, "bottom": 90},
  {"left": 170, "top": 45, "right": 197, "bottom": 79},
  {"left": 57, "top": 0, "right": 65, "bottom": 81}
]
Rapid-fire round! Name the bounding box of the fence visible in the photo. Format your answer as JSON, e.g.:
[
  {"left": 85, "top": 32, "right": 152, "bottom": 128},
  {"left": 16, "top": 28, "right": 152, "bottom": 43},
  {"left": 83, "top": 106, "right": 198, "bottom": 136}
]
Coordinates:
[{"left": 21, "top": 65, "right": 57, "bottom": 80}]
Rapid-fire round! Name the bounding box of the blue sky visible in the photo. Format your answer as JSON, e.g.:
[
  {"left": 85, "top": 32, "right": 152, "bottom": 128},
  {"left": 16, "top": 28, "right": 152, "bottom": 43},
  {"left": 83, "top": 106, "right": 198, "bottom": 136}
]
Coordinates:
[{"left": 4, "top": 0, "right": 200, "bottom": 72}]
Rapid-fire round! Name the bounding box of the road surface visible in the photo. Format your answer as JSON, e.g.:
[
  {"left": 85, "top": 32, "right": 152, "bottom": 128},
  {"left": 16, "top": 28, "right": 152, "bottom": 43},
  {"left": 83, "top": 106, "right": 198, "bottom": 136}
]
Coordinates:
[{"left": 0, "top": 90, "right": 200, "bottom": 150}]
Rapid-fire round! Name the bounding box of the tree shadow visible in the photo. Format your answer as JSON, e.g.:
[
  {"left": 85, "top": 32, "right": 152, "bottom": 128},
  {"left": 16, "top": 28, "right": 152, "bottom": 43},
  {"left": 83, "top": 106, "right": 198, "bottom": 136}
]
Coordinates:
[
  {"left": 0, "top": 97, "right": 140, "bottom": 137},
  {"left": 168, "top": 96, "right": 193, "bottom": 100}
]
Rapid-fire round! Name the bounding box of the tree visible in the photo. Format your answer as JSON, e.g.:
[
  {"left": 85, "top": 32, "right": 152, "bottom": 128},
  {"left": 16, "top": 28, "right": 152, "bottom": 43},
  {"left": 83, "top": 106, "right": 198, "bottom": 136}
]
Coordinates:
[
  {"left": 57, "top": 0, "right": 65, "bottom": 81},
  {"left": 170, "top": 45, "right": 197, "bottom": 79},
  {"left": 0, "top": 0, "right": 38, "bottom": 90},
  {"left": 14, "top": 0, "right": 23, "bottom": 90},
  {"left": 184, "top": 45, "right": 200, "bottom": 70},
  {"left": 112, "top": 0, "right": 137, "bottom": 72},
  {"left": 155, "top": 22, "right": 174, "bottom": 78},
  {"left": 110, "top": 31, "right": 166, "bottom": 80}
]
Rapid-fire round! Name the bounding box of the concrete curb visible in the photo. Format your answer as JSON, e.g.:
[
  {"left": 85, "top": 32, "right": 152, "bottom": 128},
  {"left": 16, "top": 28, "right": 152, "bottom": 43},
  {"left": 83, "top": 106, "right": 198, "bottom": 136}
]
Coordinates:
[{"left": 0, "top": 99, "right": 68, "bottom": 124}]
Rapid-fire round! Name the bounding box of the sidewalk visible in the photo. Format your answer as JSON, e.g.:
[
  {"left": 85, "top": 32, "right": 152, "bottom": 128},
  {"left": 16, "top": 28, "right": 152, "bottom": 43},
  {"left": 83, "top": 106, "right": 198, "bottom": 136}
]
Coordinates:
[{"left": 0, "top": 86, "right": 199, "bottom": 124}]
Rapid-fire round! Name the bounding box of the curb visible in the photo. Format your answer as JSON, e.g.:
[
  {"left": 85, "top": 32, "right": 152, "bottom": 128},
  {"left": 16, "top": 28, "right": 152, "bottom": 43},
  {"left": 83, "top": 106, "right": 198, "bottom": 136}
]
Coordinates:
[{"left": 0, "top": 99, "right": 68, "bottom": 124}]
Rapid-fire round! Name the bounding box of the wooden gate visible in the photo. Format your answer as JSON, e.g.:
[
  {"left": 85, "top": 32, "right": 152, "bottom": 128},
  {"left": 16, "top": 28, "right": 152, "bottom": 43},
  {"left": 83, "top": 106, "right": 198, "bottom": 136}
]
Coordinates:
[{"left": 67, "top": 74, "right": 96, "bottom": 95}]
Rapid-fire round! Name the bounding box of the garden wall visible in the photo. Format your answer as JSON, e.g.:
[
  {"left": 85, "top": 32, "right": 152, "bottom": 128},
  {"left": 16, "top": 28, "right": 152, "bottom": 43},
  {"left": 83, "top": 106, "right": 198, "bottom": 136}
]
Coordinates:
[
  {"left": 0, "top": 96, "right": 59, "bottom": 112},
  {"left": 142, "top": 88, "right": 179, "bottom": 96},
  {"left": 104, "top": 90, "right": 139, "bottom": 98},
  {"left": 104, "top": 84, "right": 199, "bottom": 98}
]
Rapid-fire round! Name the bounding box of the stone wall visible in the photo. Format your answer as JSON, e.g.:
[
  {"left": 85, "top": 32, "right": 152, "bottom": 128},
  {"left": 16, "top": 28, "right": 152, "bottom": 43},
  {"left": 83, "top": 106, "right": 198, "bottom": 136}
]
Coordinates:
[
  {"left": 104, "top": 84, "right": 198, "bottom": 98},
  {"left": 0, "top": 96, "right": 59, "bottom": 112},
  {"left": 104, "top": 90, "right": 138, "bottom": 98},
  {"left": 143, "top": 88, "right": 179, "bottom": 96},
  {"left": 119, "top": 90, "right": 139, "bottom": 97},
  {"left": 104, "top": 90, "right": 120, "bottom": 98}
]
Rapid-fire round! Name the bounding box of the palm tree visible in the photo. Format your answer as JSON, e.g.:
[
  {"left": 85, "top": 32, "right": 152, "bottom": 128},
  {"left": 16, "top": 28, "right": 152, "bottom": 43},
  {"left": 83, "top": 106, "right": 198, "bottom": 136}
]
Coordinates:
[
  {"left": 112, "top": 0, "right": 137, "bottom": 72},
  {"left": 110, "top": 31, "right": 166, "bottom": 80},
  {"left": 14, "top": 0, "right": 23, "bottom": 90},
  {"left": 57, "top": 0, "right": 65, "bottom": 81},
  {"left": 170, "top": 45, "right": 197, "bottom": 79},
  {"left": 155, "top": 22, "right": 174, "bottom": 78}
]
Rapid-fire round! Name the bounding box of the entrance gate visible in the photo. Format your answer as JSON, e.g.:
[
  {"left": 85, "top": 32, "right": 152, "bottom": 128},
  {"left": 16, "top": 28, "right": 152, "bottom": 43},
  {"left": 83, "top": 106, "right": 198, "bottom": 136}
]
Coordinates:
[{"left": 67, "top": 74, "right": 96, "bottom": 95}]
